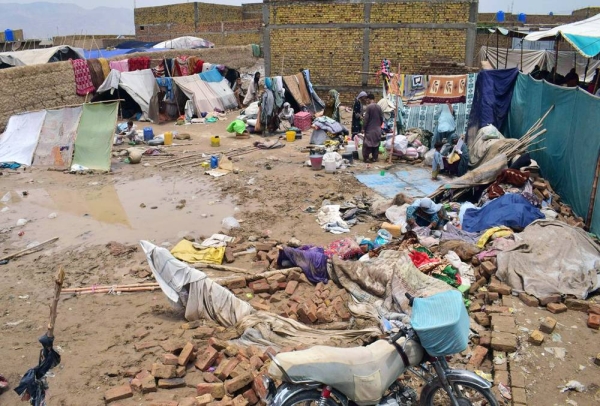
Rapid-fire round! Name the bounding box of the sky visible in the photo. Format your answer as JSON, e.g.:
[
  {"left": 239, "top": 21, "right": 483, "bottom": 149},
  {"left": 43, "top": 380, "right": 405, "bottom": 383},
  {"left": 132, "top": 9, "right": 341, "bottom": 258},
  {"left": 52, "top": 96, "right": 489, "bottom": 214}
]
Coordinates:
[{"left": 0, "top": 0, "right": 597, "bottom": 15}]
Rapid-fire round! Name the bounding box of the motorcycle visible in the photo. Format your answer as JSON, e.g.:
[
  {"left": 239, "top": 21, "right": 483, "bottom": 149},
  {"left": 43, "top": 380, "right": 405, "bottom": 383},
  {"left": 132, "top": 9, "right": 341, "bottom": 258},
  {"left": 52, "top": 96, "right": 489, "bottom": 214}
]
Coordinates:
[{"left": 259, "top": 291, "right": 498, "bottom": 406}]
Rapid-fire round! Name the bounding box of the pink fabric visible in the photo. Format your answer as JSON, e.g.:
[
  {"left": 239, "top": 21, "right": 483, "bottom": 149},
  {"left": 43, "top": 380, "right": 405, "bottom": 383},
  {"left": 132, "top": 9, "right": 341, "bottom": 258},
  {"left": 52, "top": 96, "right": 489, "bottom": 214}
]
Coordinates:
[
  {"left": 109, "top": 59, "right": 129, "bottom": 72},
  {"left": 71, "top": 59, "right": 95, "bottom": 95}
]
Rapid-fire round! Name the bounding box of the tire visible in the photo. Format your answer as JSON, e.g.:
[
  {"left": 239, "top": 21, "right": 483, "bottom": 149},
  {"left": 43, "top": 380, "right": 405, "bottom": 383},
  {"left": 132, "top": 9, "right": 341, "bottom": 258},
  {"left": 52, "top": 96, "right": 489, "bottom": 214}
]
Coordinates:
[
  {"left": 281, "top": 388, "right": 341, "bottom": 406},
  {"left": 420, "top": 379, "right": 499, "bottom": 406}
]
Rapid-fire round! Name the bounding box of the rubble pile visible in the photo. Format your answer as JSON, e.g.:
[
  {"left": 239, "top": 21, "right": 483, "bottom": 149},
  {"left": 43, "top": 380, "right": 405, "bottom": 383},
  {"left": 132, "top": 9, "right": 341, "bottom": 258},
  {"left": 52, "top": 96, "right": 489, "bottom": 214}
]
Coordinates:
[{"left": 531, "top": 178, "right": 585, "bottom": 228}]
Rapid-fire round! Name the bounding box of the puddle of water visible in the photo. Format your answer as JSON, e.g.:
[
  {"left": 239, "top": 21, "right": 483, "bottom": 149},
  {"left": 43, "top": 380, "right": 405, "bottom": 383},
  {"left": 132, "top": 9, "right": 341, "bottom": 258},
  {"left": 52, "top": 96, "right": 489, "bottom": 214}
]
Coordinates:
[{"left": 0, "top": 175, "right": 235, "bottom": 248}]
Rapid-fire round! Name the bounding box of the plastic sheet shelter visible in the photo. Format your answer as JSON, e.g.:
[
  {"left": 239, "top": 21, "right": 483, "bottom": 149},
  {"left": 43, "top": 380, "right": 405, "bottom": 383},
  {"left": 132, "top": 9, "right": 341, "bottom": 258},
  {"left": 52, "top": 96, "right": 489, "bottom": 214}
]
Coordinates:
[
  {"left": 524, "top": 13, "right": 600, "bottom": 58},
  {"left": 33, "top": 107, "right": 82, "bottom": 168},
  {"left": 0, "top": 111, "right": 47, "bottom": 166},
  {"left": 173, "top": 75, "right": 223, "bottom": 113},
  {"left": 505, "top": 73, "right": 600, "bottom": 233},
  {"left": 71, "top": 102, "right": 118, "bottom": 171},
  {"left": 206, "top": 79, "right": 238, "bottom": 110},
  {"left": 96, "top": 69, "right": 159, "bottom": 123},
  {"left": 153, "top": 36, "right": 214, "bottom": 49},
  {"left": 0, "top": 46, "right": 84, "bottom": 67}
]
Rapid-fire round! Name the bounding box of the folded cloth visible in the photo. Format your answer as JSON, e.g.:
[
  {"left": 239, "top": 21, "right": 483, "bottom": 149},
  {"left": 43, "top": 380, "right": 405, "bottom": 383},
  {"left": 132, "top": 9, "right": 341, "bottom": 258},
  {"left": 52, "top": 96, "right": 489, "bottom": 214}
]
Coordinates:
[
  {"left": 71, "top": 59, "right": 95, "bottom": 95},
  {"left": 109, "top": 59, "right": 129, "bottom": 72},
  {"left": 128, "top": 56, "right": 150, "bottom": 71},
  {"left": 170, "top": 239, "right": 225, "bottom": 265}
]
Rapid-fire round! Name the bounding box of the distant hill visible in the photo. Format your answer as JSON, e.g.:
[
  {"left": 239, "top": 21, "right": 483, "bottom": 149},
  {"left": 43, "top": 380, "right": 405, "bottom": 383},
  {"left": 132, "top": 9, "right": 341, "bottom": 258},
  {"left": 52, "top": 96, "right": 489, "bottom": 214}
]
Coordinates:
[{"left": 0, "top": 2, "right": 134, "bottom": 39}]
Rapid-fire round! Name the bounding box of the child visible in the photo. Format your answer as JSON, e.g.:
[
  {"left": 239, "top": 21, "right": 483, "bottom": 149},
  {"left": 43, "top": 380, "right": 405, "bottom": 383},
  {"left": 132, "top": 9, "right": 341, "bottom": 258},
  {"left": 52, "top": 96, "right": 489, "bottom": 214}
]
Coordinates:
[{"left": 432, "top": 141, "right": 444, "bottom": 180}]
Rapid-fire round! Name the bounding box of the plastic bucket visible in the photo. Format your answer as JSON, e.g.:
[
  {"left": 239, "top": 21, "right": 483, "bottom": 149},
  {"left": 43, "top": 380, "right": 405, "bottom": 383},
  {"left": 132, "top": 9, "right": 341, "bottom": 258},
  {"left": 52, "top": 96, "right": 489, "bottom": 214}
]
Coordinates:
[
  {"left": 309, "top": 155, "right": 323, "bottom": 170},
  {"left": 324, "top": 159, "right": 337, "bottom": 173},
  {"left": 357, "top": 145, "right": 364, "bottom": 161},
  {"left": 164, "top": 131, "right": 173, "bottom": 146},
  {"left": 345, "top": 143, "right": 356, "bottom": 153},
  {"left": 143, "top": 127, "right": 153, "bottom": 141},
  {"left": 211, "top": 135, "right": 220, "bottom": 147},
  {"left": 286, "top": 130, "right": 296, "bottom": 142},
  {"left": 210, "top": 155, "right": 219, "bottom": 169}
]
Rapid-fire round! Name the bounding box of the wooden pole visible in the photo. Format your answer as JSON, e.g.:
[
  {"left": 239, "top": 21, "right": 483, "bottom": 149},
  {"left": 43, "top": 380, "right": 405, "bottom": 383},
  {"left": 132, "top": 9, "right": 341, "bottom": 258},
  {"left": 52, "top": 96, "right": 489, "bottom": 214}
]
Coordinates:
[
  {"left": 554, "top": 35, "right": 560, "bottom": 82},
  {"left": 520, "top": 39, "right": 524, "bottom": 72},
  {"left": 586, "top": 150, "right": 600, "bottom": 230},
  {"left": 504, "top": 34, "right": 510, "bottom": 69},
  {"left": 48, "top": 268, "right": 65, "bottom": 338},
  {"left": 389, "top": 64, "right": 401, "bottom": 164},
  {"left": 496, "top": 30, "right": 499, "bottom": 68},
  {"left": 594, "top": 70, "right": 600, "bottom": 94},
  {"left": 0, "top": 237, "right": 59, "bottom": 262}
]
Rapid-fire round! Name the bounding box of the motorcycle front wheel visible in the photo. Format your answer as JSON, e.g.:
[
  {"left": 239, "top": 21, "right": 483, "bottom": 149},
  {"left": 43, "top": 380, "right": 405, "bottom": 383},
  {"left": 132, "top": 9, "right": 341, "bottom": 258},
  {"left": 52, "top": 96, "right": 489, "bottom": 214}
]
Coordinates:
[
  {"left": 420, "top": 379, "right": 499, "bottom": 406},
  {"left": 282, "top": 389, "right": 341, "bottom": 406}
]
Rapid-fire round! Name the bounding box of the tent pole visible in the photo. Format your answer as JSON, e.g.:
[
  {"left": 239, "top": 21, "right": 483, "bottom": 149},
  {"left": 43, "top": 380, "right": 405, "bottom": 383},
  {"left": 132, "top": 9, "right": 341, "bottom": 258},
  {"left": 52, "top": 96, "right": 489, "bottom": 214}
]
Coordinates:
[
  {"left": 553, "top": 35, "right": 559, "bottom": 82},
  {"left": 594, "top": 70, "right": 600, "bottom": 94},
  {"left": 485, "top": 31, "right": 490, "bottom": 60},
  {"left": 584, "top": 58, "right": 590, "bottom": 82},
  {"left": 586, "top": 150, "right": 600, "bottom": 230},
  {"left": 163, "top": 58, "right": 181, "bottom": 115},
  {"left": 505, "top": 34, "right": 510, "bottom": 69},
  {"left": 520, "top": 39, "right": 524, "bottom": 72},
  {"left": 389, "top": 63, "right": 400, "bottom": 164},
  {"left": 496, "top": 29, "right": 499, "bottom": 68}
]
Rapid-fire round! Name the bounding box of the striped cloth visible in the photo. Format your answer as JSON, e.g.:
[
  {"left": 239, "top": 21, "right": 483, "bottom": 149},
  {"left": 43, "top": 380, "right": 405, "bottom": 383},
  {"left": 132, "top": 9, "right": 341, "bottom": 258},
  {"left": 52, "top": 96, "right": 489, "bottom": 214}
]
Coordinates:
[{"left": 71, "top": 59, "right": 95, "bottom": 95}]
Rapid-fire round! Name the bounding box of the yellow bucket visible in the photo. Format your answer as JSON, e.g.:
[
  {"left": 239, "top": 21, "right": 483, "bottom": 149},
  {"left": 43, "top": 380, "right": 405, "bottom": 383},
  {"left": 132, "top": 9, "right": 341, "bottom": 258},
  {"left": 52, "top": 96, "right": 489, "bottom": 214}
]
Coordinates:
[
  {"left": 211, "top": 135, "right": 220, "bottom": 147},
  {"left": 286, "top": 130, "right": 296, "bottom": 142},
  {"left": 164, "top": 131, "right": 173, "bottom": 146}
]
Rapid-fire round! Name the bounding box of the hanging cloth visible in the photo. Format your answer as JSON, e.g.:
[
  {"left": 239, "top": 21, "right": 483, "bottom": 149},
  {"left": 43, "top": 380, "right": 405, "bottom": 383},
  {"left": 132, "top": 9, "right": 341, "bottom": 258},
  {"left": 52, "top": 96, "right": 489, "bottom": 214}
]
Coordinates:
[{"left": 71, "top": 59, "right": 95, "bottom": 95}]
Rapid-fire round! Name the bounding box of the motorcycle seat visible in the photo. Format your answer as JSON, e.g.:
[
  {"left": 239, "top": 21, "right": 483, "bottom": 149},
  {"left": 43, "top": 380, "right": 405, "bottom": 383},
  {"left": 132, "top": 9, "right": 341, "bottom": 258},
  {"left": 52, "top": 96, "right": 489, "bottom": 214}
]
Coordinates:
[{"left": 268, "top": 339, "right": 423, "bottom": 406}]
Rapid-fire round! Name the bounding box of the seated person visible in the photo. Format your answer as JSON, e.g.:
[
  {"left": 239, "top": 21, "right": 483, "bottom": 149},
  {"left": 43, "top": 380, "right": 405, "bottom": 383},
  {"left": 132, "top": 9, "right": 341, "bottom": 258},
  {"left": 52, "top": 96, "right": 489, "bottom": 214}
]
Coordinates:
[
  {"left": 442, "top": 134, "right": 469, "bottom": 177},
  {"left": 114, "top": 121, "right": 142, "bottom": 145},
  {"left": 233, "top": 77, "right": 246, "bottom": 109},
  {"left": 278, "top": 102, "right": 294, "bottom": 129},
  {"left": 406, "top": 198, "right": 448, "bottom": 230}
]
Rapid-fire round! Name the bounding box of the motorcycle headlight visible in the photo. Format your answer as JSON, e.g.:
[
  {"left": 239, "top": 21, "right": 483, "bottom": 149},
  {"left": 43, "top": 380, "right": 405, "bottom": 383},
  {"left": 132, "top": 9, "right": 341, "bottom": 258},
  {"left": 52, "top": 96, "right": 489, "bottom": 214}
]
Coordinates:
[{"left": 260, "top": 375, "right": 277, "bottom": 404}]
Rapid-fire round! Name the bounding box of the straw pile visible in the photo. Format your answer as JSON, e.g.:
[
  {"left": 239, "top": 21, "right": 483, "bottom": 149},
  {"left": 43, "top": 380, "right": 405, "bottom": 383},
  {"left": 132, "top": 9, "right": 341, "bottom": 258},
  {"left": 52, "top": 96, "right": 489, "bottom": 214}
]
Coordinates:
[{"left": 0, "top": 61, "right": 85, "bottom": 131}]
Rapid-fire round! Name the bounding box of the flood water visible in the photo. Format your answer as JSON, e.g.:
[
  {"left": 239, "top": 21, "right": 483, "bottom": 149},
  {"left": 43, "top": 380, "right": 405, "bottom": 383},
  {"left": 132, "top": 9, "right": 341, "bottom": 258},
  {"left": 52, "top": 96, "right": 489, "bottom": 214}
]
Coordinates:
[{"left": 0, "top": 175, "right": 235, "bottom": 249}]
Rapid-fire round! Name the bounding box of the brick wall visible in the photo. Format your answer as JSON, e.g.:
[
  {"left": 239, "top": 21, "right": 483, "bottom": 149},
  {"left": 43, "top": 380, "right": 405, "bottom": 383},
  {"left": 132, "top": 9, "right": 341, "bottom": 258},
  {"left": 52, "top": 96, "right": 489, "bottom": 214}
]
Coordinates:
[
  {"left": 134, "top": 2, "right": 262, "bottom": 46},
  {"left": 265, "top": 0, "right": 477, "bottom": 101},
  {"left": 478, "top": 12, "right": 577, "bottom": 25},
  {"left": 0, "top": 29, "right": 24, "bottom": 42},
  {"left": 570, "top": 7, "right": 600, "bottom": 18}
]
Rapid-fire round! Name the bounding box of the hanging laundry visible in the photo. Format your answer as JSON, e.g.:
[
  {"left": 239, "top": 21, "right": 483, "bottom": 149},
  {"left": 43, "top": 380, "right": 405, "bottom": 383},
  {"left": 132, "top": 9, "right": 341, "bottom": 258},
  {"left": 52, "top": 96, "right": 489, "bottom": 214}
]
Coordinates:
[
  {"left": 86, "top": 59, "right": 105, "bottom": 89},
  {"left": 71, "top": 59, "right": 95, "bottom": 95},
  {"left": 175, "top": 56, "right": 190, "bottom": 76},
  {"left": 128, "top": 57, "right": 150, "bottom": 71},
  {"left": 98, "top": 58, "right": 110, "bottom": 77},
  {"left": 109, "top": 59, "right": 129, "bottom": 72}
]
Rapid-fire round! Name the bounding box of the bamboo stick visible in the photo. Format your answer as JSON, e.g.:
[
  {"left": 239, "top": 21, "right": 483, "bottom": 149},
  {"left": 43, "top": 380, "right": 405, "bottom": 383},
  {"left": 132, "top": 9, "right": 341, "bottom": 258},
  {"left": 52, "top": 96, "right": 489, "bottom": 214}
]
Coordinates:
[
  {"left": 0, "top": 237, "right": 59, "bottom": 262},
  {"left": 48, "top": 268, "right": 65, "bottom": 338}
]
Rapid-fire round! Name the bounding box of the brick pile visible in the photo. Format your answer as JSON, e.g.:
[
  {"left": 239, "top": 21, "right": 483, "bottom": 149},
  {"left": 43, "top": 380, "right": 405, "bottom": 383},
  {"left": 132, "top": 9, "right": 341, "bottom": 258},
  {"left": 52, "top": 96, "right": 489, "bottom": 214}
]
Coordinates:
[
  {"left": 105, "top": 331, "right": 293, "bottom": 405},
  {"left": 531, "top": 178, "right": 586, "bottom": 228}
]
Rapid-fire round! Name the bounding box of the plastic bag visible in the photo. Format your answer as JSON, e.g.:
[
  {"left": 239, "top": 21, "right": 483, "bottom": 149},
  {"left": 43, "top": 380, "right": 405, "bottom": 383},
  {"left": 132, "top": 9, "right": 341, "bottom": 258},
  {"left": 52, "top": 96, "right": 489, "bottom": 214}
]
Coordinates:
[
  {"left": 1, "top": 192, "right": 11, "bottom": 203},
  {"left": 322, "top": 152, "right": 343, "bottom": 169},
  {"left": 374, "top": 229, "right": 393, "bottom": 246},
  {"left": 221, "top": 217, "right": 240, "bottom": 231},
  {"left": 447, "top": 151, "right": 460, "bottom": 164},
  {"left": 385, "top": 135, "right": 408, "bottom": 155},
  {"left": 477, "top": 124, "right": 503, "bottom": 141},
  {"left": 424, "top": 148, "right": 436, "bottom": 166}
]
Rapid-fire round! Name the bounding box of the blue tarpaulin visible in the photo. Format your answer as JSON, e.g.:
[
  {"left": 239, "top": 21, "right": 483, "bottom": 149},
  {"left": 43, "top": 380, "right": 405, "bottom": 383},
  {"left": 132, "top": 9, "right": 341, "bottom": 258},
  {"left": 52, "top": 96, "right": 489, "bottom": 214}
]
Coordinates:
[
  {"left": 505, "top": 73, "right": 600, "bottom": 234},
  {"left": 85, "top": 48, "right": 170, "bottom": 59},
  {"left": 355, "top": 166, "right": 446, "bottom": 199},
  {"left": 199, "top": 68, "right": 223, "bottom": 83},
  {"left": 467, "top": 68, "right": 519, "bottom": 142},
  {"left": 462, "top": 194, "right": 545, "bottom": 233}
]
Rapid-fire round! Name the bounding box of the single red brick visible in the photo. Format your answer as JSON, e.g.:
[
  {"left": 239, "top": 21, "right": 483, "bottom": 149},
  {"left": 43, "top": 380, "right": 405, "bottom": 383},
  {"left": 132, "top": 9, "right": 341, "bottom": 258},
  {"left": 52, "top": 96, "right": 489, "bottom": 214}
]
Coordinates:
[
  {"left": 162, "top": 353, "right": 179, "bottom": 365},
  {"left": 547, "top": 302, "right": 567, "bottom": 314},
  {"left": 224, "top": 373, "right": 254, "bottom": 395},
  {"left": 178, "top": 342, "right": 195, "bottom": 366},
  {"left": 242, "top": 388, "right": 259, "bottom": 405},
  {"left": 105, "top": 385, "right": 133, "bottom": 403},
  {"left": 195, "top": 346, "right": 219, "bottom": 371},
  {"left": 467, "top": 346, "right": 489, "bottom": 368},
  {"left": 197, "top": 382, "right": 226, "bottom": 399},
  {"left": 588, "top": 313, "right": 600, "bottom": 330},
  {"left": 217, "top": 358, "right": 241, "bottom": 381}
]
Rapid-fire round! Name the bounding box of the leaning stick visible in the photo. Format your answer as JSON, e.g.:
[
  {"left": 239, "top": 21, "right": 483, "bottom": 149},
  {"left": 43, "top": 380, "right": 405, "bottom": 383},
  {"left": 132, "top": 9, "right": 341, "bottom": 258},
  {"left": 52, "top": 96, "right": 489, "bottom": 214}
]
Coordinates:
[
  {"left": 0, "top": 237, "right": 59, "bottom": 262},
  {"left": 48, "top": 268, "right": 65, "bottom": 338}
]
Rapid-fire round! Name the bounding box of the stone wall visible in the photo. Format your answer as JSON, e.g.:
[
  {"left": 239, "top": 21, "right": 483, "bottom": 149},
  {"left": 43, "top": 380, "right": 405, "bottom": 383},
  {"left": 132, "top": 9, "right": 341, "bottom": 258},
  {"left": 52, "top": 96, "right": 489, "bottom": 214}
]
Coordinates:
[
  {"left": 134, "top": 2, "right": 262, "bottom": 46},
  {"left": 264, "top": 0, "right": 478, "bottom": 101}
]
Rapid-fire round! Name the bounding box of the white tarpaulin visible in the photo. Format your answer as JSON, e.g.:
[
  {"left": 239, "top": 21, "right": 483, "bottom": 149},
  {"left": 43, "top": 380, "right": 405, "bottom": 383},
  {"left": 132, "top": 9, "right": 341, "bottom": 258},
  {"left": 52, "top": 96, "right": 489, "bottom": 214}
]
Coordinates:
[
  {"left": 119, "top": 70, "right": 159, "bottom": 122},
  {"left": 33, "top": 107, "right": 82, "bottom": 168},
  {"left": 479, "top": 47, "right": 600, "bottom": 82},
  {"left": 207, "top": 78, "right": 239, "bottom": 110},
  {"left": 0, "top": 46, "right": 84, "bottom": 67},
  {"left": 153, "top": 36, "right": 214, "bottom": 49},
  {"left": 524, "top": 13, "right": 600, "bottom": 58},
  {"left": 96, "top": 69, "right": 159, "bottom": 123},
  {"left": 173, "top": 75, "right": 224, "bottom": 113},
  {"left": 0, "top": 111, "right": 47, "bottom": 166}
]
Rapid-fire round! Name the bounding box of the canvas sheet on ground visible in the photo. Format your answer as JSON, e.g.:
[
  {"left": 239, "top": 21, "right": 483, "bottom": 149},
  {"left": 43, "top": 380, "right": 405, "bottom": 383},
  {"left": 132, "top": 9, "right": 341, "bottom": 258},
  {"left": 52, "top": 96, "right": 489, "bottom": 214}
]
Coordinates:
[
  {"left": 71, "top": 102, "right": 118, "bottom": 171},
  {"left": 355, "top": 166, "right": 447, "bottom": 199},
  {"left": 0, "top": 110, "right": 47, "bottom": 166},
  {"left": 33, "top": 107, "right": 82, "bottom": 168}
]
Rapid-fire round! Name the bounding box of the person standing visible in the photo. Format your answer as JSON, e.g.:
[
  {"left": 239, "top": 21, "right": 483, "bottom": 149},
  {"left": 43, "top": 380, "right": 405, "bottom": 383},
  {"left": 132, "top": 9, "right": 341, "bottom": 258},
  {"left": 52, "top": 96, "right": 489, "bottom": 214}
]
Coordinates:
[
  {"left": 323, "top": 89, "right": 341, "bottom": 122},
  {"left": 352, "top": 91, "right": 367, "bottom": 135},
  {"left": 432, "top": 141, "right": 444, "bottom": 180},
  {"left": 243, "top": 72, "right": 261, "bottom": 106},
  {"left": 362, "top": 93, "right": 384, "bottom": 163},
  {"left": 433, "top": 103, "right": 456, "bottom": 146}
]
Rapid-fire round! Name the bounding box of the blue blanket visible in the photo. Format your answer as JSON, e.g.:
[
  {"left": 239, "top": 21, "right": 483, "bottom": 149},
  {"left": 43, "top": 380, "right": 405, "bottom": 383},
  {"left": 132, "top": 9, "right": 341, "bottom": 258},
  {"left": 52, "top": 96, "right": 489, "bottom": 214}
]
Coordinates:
[{"left": 462, "top": 194, "right": 544, "bottom": 233}]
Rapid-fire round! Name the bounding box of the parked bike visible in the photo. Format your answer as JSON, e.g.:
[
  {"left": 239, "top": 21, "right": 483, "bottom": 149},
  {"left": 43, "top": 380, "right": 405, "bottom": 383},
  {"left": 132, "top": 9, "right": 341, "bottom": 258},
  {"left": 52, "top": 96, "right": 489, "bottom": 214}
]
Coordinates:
[{"left": 259, "top": 290, "right": 498, "bottom": 406}]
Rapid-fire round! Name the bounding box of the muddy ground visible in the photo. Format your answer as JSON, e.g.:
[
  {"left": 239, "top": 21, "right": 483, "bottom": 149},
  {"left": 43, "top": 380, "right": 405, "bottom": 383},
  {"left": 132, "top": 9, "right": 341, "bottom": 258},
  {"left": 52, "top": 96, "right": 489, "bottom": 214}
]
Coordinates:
[{"left": 0, "top": 109, "right": 598, "bottom": 406}]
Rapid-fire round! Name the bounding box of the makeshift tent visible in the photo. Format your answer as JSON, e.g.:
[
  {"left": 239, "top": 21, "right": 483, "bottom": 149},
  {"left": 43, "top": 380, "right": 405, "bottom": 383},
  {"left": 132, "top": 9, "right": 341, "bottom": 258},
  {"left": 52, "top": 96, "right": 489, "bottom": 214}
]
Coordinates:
[
  {"left": 524, "top": 13, "right": 600, "bottom": 58},
  {"left": 479, "top": 47, "right": 600, "bottom": 81},
  {"left": 206, "top": 79, "right": 238, "bottom": 110},
  {"left": 0, "top": 46, "right": 84, "bottom": 68},
  {"left": 0, "top": 111, "right": 47, "bottom": 166},
  {"left": 85, "top": 48, "right": 169, "bottom": 59},
  {"left": 153, "top": 36, "right": 214, "bottom": 49},
  {"left": 505, "top": 73, "right": 600, "bottom": 233},
  {"left": 96, "top": 69, "right": 159, "bottom": 122},
  {"left": 71, "top": 102, "right": 118, "bottom": 171},
  {"left": 33, "top": 107, "right": 82, "bottom": 168},
  {"left": 173, "top": 75, "right": 223, "bottom": 113}
]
